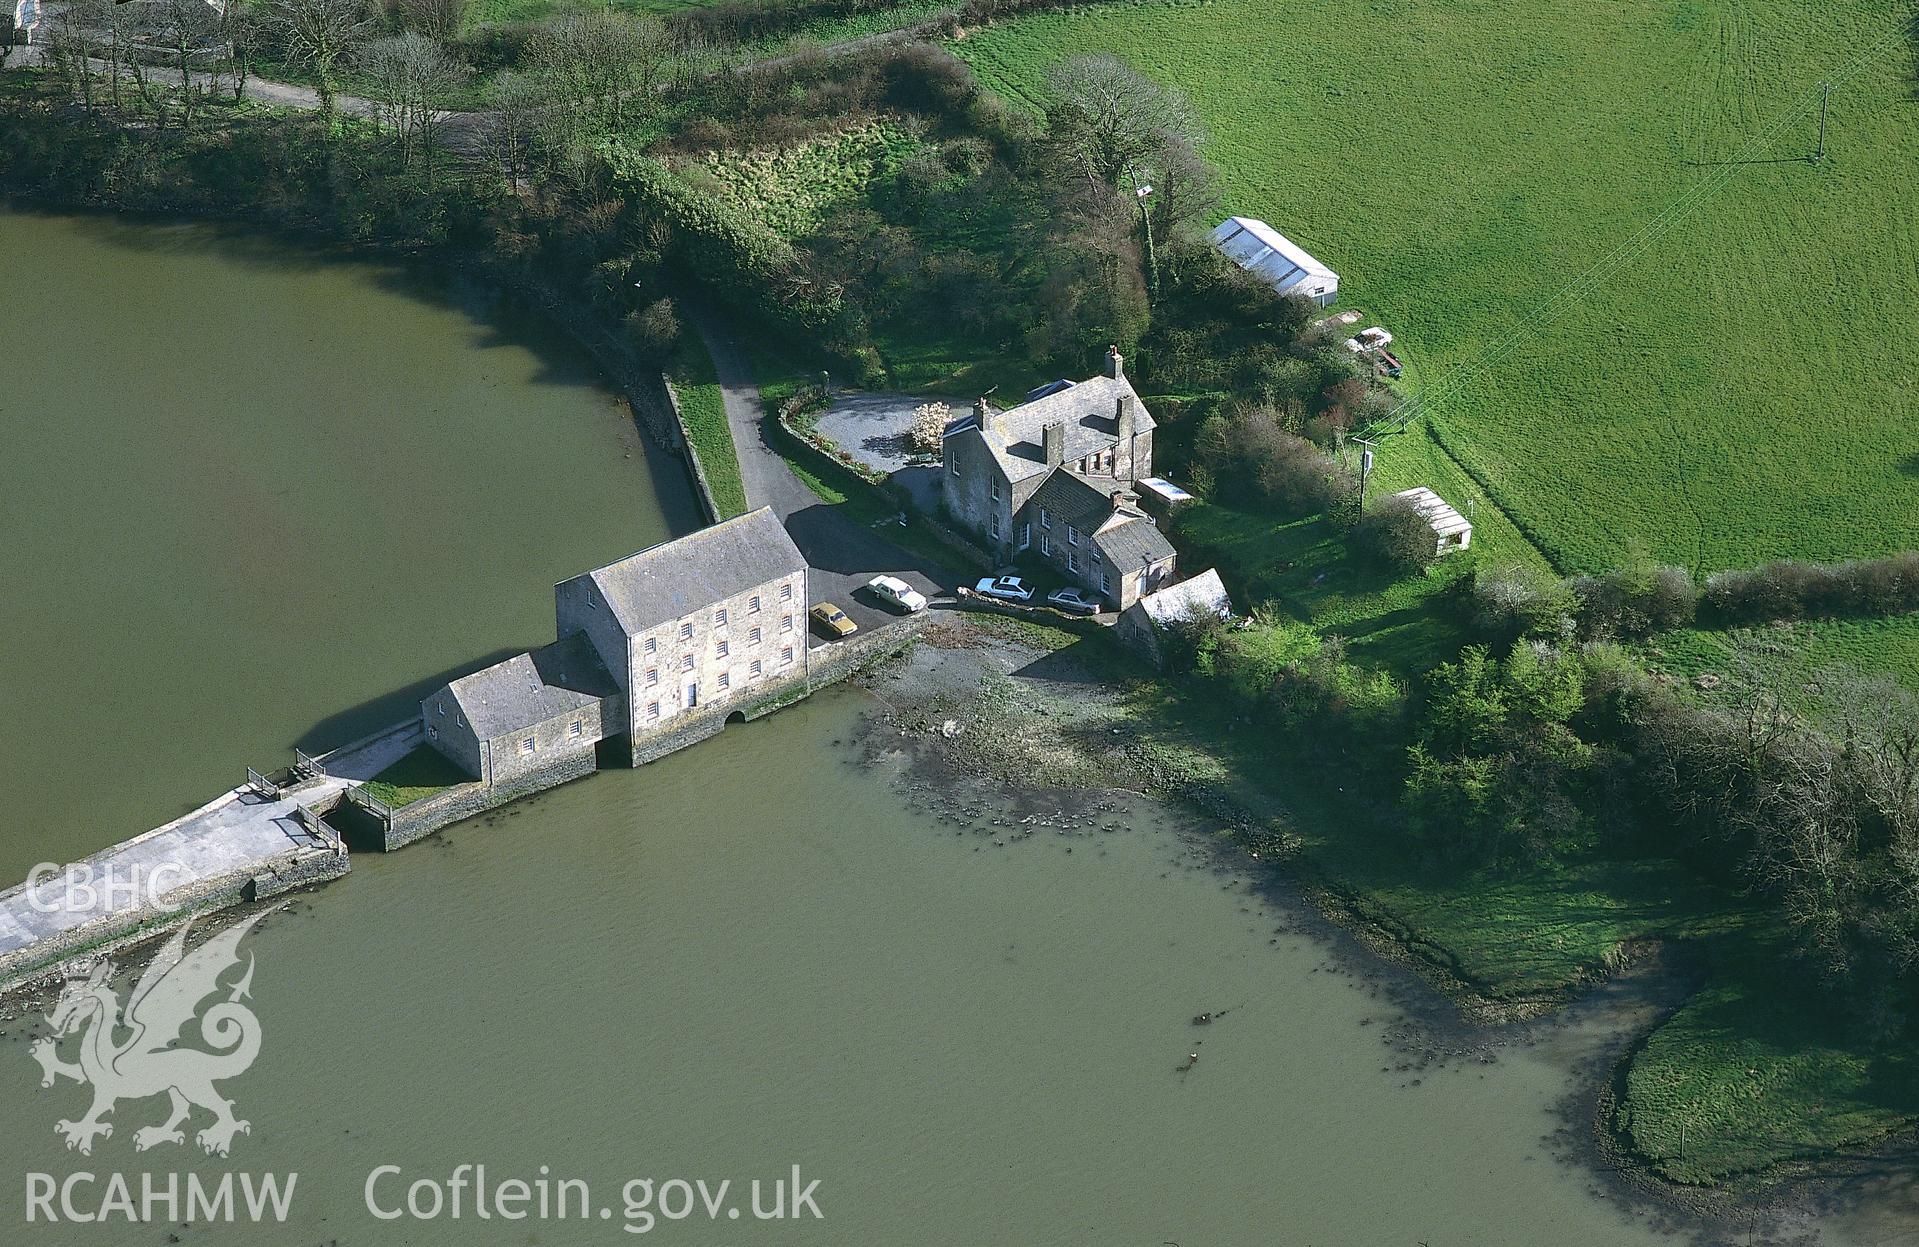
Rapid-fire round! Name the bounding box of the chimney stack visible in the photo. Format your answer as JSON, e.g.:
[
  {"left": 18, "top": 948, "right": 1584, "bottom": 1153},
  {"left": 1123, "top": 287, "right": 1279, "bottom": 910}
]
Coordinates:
[
  {"left": 974, "top": 395, "right": 992, "bottom": 437},
  {"left": 1043, "top": 421, "right": 1064, "bottom": 468},
  {"left": 1115, "top": 394, "right": 1135, "bottom": 475},
  {"left": 1104, "top": 344, "right": 1124, "bottom": 380}
]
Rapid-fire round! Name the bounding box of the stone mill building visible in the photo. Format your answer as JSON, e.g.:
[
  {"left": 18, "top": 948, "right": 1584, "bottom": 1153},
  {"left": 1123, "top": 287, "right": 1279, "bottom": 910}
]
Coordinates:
[{"left": 422, "top": 507, "right": 810, "bottom": 786}]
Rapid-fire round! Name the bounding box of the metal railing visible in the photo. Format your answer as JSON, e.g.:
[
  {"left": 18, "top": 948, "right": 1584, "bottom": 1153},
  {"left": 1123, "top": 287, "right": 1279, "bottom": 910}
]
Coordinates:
[
  {"left": 347, "top": 786, "right": 393, "bottom": 827},
  {"left": 293, "top": 748, "right": 326, "bottom": 781},
  {"left": 293, "top": 805, "right": 344, "bottom": 855},
  {"left": 245, "top": 766, "right": 282, "bottom": 800}
]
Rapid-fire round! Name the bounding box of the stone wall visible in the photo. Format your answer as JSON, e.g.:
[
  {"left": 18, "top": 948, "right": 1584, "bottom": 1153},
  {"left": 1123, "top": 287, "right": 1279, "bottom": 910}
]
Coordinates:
[
  {"left": 556, "top": 574, "right": 637, "bottom": 704},
  {"left": 421, "top": 684, "right": 485, "bottom": 780},
  {"left": 382, "top": 747, "right": 599, "bottom": 851},
  {"left": 804, "top": 614, "right": 926, "bottom": 690},
  {"left": 0, "top": 846, "right": 348, "bottom": 993},
  {"left": 660, "top": 375, "right": 723, "bottom": 525},
  {"left": 942, "top": 426, "right": 1012, "bottom": 553},
  {"left": 482, "top": 701, "right": 607, "bottom": 787},
  {"left": 628, "top": 698, "right": 739, "bottom": 766},
  {"left": 952, "top": 592, "right": 1114, "bottom": 642}
]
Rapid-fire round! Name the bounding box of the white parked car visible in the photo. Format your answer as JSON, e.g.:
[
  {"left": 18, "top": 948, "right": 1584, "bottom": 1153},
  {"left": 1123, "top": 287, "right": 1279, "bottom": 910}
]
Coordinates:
[
  {"left": 1046, "top": 588, "right": 1101, "bottom": 615},
  {"left": 866, "top": 574, "right": 927, "bottom": 614},
  {"left": 973, "top": 575, "right": 1034, "bottom": 603}
]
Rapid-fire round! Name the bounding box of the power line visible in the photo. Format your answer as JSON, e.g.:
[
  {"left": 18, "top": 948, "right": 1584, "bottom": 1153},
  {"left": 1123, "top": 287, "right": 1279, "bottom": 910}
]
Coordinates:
[{"left": 1359, "top": 15, "right": 1917, "bottom": 439}]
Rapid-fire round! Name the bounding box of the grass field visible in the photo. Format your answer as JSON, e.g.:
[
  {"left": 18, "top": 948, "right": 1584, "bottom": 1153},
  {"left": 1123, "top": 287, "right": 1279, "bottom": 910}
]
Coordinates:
[
  {"left": 1170, "top": 422, "right": 1552, "bottom": 677},
  {"left": 956, "top": 0, "right": 1919, "bottom": 591},
  {"left": 954, "top": 0, "right": 1919, "bottom": 1180}
]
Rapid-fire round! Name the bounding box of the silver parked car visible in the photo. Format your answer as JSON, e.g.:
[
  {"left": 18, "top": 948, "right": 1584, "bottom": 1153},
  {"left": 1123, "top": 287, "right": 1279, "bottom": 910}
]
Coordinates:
[
  {"left": 1046, "top": 588, "right": 1101, "bottom": 615},
  {"left": 973, "top": 575, "right": 1034, "bottom": 603}
]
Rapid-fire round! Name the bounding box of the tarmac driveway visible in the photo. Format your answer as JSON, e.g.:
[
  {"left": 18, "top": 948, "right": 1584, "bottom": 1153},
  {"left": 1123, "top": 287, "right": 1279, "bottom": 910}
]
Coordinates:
[{"left": 687, "top": 310, "right": 957, "bottom": 638}]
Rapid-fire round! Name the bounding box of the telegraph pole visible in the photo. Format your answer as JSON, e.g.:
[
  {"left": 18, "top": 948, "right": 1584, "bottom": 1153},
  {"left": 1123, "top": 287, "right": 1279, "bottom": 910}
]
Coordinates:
[
  {"left": 1126, "top": 165, "right": 1159, "bottom": 303},
  {"left": 1813, "top": 81, "right": 1831, "bottom": 162}
]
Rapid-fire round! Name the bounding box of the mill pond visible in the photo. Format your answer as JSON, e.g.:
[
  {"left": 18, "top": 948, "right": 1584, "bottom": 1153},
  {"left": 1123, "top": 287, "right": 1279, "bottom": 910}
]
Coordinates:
[{"left": 0, "top": 206, "right": 1912, "bottom": 1245}]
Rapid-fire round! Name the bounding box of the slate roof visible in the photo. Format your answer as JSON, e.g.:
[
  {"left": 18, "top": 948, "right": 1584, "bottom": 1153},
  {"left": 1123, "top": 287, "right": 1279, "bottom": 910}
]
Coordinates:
[
  {"left": 1091, "top": 512, "right": 1176, "bottom": 569},
  {"left": 575, "top": 507, "right": 806, "bottom": 637},
  {"left": 1136, "top": 569, "right": 1233, "bottom": 627},
  {"left": 1030, "top": 470, "right": 1115, "bottom": 535},
  {"left": 950, "top": 374, "right": 1157, "bottom": 485},
  {"left": 1028, "top": 470, "right": 1174, "bottom": 567},
  {"left": 446, "top": 632, "right": 619, "bottom": 741}
]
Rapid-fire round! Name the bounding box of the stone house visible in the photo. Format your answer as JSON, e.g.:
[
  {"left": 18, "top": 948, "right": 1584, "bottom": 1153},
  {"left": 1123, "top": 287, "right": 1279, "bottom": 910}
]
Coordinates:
[
  {"left": 554, "top": 506, "right": 810, "bottom": 764},
  {"left": 1027, "top": 471, "right": 1176, "bottom": 608},
  {"left": 422, "top": 633, "right": 619, "bottom": 786},
  {"left": 942, "top": 346, "right": 1176, "bottom": 609}
]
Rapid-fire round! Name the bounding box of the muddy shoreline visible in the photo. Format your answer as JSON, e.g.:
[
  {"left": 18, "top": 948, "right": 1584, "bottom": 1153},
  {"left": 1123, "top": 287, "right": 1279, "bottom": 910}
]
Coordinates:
[{"left": 848, "top": 614, "right": 1911, "bottom": 1242}]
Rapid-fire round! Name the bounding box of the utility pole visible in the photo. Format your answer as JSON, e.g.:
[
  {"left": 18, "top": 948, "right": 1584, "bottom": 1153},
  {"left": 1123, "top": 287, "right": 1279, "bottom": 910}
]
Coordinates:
[
  {"left": 1814, "top": 81, "right": 1831, "bottom": 162},
  {"left": 1353, "top": 436, "right": 1377, "bottom": 512},
  {"left": 1127, "top": 166, "right": 1159, "bottom": 303}
]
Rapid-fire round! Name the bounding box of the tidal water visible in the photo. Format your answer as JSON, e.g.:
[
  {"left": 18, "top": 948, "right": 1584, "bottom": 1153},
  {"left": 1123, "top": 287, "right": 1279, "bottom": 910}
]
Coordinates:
[{"left": 0, "top": 206, "right": 1909, "bottom": 1246}]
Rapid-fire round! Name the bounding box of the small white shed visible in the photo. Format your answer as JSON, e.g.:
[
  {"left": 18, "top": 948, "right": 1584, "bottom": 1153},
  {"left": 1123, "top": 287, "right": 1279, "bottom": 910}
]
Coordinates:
[
  {"left": 1392, "top": 487, "right": 1473, "bottom": 556},
  {"left": 1134, "top": 476, "right": 1195, "bottom": 520},
  {"left": 1209, "top": 217, "right": 1339, "bottom": 306},
  {"left": 1117, "top": 568, "right": 1236, "bottom": 666}
]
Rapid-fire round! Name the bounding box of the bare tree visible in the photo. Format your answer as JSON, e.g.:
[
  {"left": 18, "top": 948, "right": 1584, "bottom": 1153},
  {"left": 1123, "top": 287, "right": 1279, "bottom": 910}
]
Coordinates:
[
  {"left": 43, "top": 1, "right": 108, "bottom": 111},
  {"left": 397, "top": 0, "right": 465, "bottom": 41},
  {"left": 1042, "top": 55, "right": 1204, "bottom": 300},
  {"left": 260, "top": 0, "right": 373, "bottom": 127},
  {"left": 1043, "top": 54, "right": 1203, "bottom": 188},
  {"left": 154, "top": 0, "right": 221, "bottom": 128},
  {"left": 525, "top": 10, "right": 670, "bottom": 143},
  {"left": 1827, "top": 672, "right": 1919, "bottom": 843},
  {"left": 1, "top": 13, "right": 16, "bottom": 71},
  {"left": 222, "top": 3, "right": 263, "bottom": 103},
  {"left": 485, "top": 68, "right": 549, "bottom": 181},
  {"left": 359, "top": 31, "right": 465, "bottom": 173}
]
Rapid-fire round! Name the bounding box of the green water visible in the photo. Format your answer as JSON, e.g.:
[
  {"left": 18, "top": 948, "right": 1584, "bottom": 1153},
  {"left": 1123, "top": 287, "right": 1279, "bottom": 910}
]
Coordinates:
[
  {"left": 0, "top": 206, "right": 699, "bottom": 882},
  {"left": 0, "top": 207, "right": 1907, "bottom": 1245}
]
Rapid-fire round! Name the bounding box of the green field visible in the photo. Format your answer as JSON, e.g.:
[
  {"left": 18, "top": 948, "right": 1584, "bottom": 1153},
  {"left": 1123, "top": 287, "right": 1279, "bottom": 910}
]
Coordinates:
[{"left": 956, "top": 0, "right": 1919, "bottom": 578}]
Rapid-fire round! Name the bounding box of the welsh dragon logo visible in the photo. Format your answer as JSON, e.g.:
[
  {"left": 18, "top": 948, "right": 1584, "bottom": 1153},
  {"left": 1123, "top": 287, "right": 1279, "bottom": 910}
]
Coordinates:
[{"left": 31, "top": 912, "right": 269, "bottom": 1157}]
